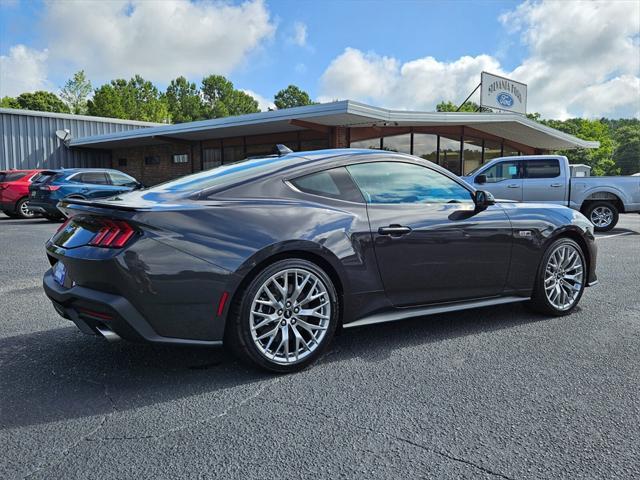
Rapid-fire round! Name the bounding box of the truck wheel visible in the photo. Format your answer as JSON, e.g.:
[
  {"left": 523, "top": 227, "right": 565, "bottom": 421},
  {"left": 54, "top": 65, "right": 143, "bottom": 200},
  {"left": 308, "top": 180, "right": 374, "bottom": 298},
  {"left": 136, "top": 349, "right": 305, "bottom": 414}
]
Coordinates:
[{"left": 584, "top": 201, "right": 618, "bottom": 232}]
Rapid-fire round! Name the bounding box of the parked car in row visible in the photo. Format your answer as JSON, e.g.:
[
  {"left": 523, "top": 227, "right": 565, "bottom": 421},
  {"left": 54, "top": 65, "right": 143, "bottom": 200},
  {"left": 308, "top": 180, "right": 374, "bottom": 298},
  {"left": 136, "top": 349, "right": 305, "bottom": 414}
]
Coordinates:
[
  {"left": 0, "top": 169, "right": 42, "bottom": 219},
  {"left": 28, "top": 169, "right": 142, "bottom": 221},
  {"left": 42, "top": 148, "right": 597, "bottom": 372},
  {"left": 462, "top": 155, "right": 640, "bottom": 231}
]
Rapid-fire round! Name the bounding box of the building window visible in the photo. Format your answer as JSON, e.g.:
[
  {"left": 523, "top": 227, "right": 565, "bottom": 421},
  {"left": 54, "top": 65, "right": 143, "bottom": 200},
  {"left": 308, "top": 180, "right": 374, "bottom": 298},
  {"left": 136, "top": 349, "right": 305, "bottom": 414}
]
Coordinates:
[
  {"left": 223, "top": 145, "right": 245, "bottom": 164},
  {"left": 483, "top": 140, "right": 502, "bottom": 163},
  {"left": 203, "top": 148, "right": 222, "bottom": 170},
  {"left": 463, "top": 137, "right": 483, "bottom": 175},
  {"left": 439, "top": 136, "right": 461, "bottom": 175},
  {"left": 503, "top": 145, "right": 520, "bottom": 157},
  {"left": 350, "top": 137, "right": 382, "bottom": 149},
  {"left": 381, "top": 134, "right": 411, "bottom": 154},
  {"left": 173, "top": 153, "right": 189, "bottom": 164},
  {"left": 412, "top": 133, "right": 438, "bottom": 162},
  {"left": 118, "top": 158, "right": 127, "bottom": 167},
  {"left": 144, "top": 156, "right": 160, "bottom": 166},
  {"left": 246, "top": 144, "right": 274, "bottom": 158}
]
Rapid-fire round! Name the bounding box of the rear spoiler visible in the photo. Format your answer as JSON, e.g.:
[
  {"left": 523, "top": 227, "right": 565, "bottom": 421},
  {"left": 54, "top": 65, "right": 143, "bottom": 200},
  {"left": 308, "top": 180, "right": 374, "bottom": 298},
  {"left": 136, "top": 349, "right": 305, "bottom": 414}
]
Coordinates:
[{"left": 58, "top": 198, "right": 150, "bottom": 213}]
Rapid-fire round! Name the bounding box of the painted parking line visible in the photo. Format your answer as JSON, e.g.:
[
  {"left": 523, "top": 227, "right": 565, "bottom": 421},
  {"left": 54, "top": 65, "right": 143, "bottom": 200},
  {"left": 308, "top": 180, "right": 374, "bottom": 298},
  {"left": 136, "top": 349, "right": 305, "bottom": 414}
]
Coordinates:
[{"left": 596, "top": 231, "right": 634, "bottom": 240}]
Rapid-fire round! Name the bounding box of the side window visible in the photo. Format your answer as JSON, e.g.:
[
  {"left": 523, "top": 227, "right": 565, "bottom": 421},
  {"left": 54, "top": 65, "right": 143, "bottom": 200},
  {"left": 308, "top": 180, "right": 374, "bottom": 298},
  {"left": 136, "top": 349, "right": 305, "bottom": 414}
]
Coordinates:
[
  {"left": 524, "top": 160, "right": 560, "bottom": 179},
  {"left": 78, "top": 172, "right": 109, "bottom": 185},
  {"left": 109, "top": 172, "right": 138, "bottom": 187},
  {"left": 481, "top": 161, "right": 520, "bottom": 183},
  {"left": 290, "top": 167, "right": 363, "bottom": 203},
  {"left": 346, "top": 161, "right": 473, "bottom": 204}
]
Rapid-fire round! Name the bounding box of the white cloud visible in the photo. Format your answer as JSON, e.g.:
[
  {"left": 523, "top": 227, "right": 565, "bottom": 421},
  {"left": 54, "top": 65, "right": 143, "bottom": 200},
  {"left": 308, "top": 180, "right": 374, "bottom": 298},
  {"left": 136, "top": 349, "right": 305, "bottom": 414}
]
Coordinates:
[
  {"left": 41, "top": 0, "right": 275, "bottom": 83},
  {"left": 319, "top": 0, "right": 640, "bottom": 118},
  {"left": 319, "top": 47, "right": 501, "bottom": 110},
  {"left": 0, "top": 45, "right": 50, "bottom": 97},
  {"left": 290, "top": 21, "right": 307, "bottom": 47},
  {"left": 241, "top": 89, "right": 275, "bottom": 111}
]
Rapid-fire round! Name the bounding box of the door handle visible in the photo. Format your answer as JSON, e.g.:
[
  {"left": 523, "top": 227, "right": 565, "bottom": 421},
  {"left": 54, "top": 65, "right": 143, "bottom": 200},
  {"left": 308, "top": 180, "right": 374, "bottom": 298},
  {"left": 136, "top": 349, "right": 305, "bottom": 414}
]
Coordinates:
[
  {"left": 550, "top": 183, "right": 563, "bottom": 187},
  {"left": 378, "top": 225, "right": 412, "bottom": 236},
  {"left": 507, "top": 184, "right": 520, "bottom": 188}
]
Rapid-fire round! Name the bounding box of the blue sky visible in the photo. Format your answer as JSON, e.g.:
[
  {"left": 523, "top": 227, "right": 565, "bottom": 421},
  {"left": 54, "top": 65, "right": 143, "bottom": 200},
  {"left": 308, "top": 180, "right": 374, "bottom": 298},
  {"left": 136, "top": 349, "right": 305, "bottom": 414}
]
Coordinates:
[{"left": 1, "top": 0, "right": 639, "bottom": 118}]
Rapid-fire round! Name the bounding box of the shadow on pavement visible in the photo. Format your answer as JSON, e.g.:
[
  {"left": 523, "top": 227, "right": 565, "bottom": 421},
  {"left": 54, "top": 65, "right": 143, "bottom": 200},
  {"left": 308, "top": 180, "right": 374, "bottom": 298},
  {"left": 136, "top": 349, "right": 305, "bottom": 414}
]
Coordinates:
[{"left": 0, "top": 302, "right": 551, "bottom": 430}]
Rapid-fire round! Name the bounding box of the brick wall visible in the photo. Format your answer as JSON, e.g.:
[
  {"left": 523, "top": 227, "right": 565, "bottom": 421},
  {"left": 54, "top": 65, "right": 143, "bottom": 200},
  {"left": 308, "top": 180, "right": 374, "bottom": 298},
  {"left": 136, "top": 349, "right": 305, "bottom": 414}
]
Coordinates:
[{"left": 112, "top": 142, "right": 201, "bottom": 186}]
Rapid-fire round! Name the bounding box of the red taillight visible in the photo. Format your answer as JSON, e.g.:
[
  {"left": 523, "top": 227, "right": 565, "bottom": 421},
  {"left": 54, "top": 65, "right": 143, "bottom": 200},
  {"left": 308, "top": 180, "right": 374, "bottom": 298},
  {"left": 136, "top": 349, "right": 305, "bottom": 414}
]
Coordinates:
[
  {"left": 46, "top": 185, "right": 61, "bottom": 191},
  {"left": 56, "top": 218, "right": 71, "bottom": 232},
  {"left": 89, "top": 219, "right": 136, "bottom": 248}
]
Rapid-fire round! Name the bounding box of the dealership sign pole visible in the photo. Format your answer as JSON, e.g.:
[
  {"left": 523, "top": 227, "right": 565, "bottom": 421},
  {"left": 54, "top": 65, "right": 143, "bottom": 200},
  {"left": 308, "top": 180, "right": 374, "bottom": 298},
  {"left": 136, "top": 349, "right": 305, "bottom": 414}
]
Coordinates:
[{"left": 480, "top": 72, "right": 528, "bottom": 114}]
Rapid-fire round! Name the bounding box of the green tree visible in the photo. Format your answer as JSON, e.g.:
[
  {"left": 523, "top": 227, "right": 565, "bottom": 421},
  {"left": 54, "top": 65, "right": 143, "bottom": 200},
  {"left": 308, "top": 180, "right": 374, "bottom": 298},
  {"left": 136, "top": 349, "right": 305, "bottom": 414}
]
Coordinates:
[
  {"left": 60, "top": 70, "right": 92, "bottom": 114},
  {"left": 164, "top": 76, "right": 205, "bottom": 123},
  {"left": 7, "top": 91, "right": 70, "bottom": 113},
  {"left": 436, "top": 100, "right": 481, "bottom": 112},
  {"left": 88, "top": 75, "right": 169, "bottom": 122},
  {"left": 274, "top": 85, "right": 314, "bottom": 109},
  {"left": 0, "top": 96, "right": 19, "bottom": 108},
  {"left": 612, "top": 125, "right": 640, "bottom": 175},
  {"left": 201, "top": 75, "right": 259, "bottom": 118},
  {"left": 541, "top": 118, "right": 618, "bottom": 176}
]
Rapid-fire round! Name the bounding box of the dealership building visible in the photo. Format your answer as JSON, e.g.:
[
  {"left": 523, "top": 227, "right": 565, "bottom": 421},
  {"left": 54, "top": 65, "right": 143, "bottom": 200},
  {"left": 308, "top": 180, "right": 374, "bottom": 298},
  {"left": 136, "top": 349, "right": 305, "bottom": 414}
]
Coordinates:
[{"left": 2, "top": 101, "right": 598, "bottom": 185}]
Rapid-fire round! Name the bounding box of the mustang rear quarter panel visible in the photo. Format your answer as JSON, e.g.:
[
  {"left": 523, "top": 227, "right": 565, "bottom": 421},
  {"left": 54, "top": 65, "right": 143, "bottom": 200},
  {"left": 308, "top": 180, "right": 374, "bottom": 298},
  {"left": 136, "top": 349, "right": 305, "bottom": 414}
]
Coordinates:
[{"left": 46, "top": 234, "right": 231, "bottom": 341}]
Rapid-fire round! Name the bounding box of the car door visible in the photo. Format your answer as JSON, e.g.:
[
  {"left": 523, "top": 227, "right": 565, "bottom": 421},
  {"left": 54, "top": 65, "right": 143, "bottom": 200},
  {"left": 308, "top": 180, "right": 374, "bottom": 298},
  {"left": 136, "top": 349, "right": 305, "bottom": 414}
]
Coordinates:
[
  {"left": 74, "top": 172, "right": 113, "bottom": 198},
  {"left": 346, "top": 160, "right": 513, "bottom": 307},
  {"left": 522, "top": 159, "right": 566, "bottom": 205},
  {"left": 474, "top": 160, "right": 523, "bottom": 201}
]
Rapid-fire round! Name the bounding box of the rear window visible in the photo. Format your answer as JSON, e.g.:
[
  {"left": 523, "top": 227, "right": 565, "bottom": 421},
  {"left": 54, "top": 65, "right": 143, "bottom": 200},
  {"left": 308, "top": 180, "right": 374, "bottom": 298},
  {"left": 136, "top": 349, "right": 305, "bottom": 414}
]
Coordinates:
[
  {"left": 31, "top": 172, "right": 60, "bottom": 184},
  {"left": 147, "top": 155, "right": 303, "bottom": 195},
  {"left": 291, "top": 167, "right": 363, "bottom": 202},
  {"left": 524, "top": 160, "right": 561, "bottom": 178},
  {"left": 0, "top": 172, "right": 27, "bottom": 182}
]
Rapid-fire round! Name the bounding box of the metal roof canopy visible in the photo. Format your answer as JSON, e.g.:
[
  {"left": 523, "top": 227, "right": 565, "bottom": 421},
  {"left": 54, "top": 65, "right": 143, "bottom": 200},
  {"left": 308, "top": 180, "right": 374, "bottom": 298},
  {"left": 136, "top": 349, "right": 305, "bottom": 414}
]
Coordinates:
[{"left": 68, "top": 100, "right": 599, "bottom": 151}]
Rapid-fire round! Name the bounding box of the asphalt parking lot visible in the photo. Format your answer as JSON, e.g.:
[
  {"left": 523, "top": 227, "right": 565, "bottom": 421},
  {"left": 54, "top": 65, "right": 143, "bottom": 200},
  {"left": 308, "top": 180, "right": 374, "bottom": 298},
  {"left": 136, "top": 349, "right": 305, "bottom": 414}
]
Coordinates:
[{"left": 1, "top": 213, "right": 639, "bottom": 480}]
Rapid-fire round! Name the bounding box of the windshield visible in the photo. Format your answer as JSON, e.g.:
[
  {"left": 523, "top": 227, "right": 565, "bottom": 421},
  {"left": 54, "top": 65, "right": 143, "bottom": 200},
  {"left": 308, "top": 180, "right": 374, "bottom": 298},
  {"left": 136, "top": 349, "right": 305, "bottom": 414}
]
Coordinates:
[
  {"left": 465, "top": 164, "right": 485, "bottom": 176},
  {"left": 143, "top": 154, "right": 304, "bottom": 195}
]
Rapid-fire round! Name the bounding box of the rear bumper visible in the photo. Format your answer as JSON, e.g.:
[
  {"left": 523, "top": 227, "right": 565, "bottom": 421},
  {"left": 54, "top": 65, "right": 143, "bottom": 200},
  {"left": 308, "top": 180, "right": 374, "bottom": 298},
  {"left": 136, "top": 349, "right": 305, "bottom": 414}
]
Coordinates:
[
  {"left": 0, "top": 200, "right": 16, "bottom": 212},
  {"left": 28, "top": 200, "right": 62, "bottom": 216},
  {"left": 43, "top": 269, "right": 223, "bottom": 347}
]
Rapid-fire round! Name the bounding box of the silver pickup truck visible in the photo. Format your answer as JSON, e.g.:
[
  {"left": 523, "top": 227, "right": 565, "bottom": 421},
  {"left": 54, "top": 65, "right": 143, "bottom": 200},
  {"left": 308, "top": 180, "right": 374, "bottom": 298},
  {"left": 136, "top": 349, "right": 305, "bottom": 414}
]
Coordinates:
[{"left": 462, "top": 155, "right": 640, "bottom": 231}]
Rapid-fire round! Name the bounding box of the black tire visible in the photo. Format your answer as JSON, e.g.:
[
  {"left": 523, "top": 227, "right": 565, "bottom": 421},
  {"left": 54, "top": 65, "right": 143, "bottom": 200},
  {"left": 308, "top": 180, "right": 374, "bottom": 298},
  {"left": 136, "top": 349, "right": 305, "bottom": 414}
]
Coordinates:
[
  {"left": 527, "top": 237, "right": 586, "bottom": 316},
  {"left": 583, "top": 201, "right": 618, "bottom": 232},
  {"left": 225, "top": 258, "right": 339, "bottom": 373},
  {"left": 2, "top": 210, "right": 19, "bottom": 218},
  {"left": 15, "top": 197, "right": 36, "bottom": 219}
]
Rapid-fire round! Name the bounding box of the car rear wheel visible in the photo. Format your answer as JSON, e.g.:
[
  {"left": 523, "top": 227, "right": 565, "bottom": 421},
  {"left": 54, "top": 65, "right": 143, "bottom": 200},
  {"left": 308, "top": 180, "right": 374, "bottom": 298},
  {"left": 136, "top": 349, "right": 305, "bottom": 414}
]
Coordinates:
[
  {"left": 226, "top": 259, "right": 339, "bottom": 373},
  {"left": 584, "top": 201, "right": 618, "bottom": 232},
  {"left": 528, "top": 238, "right": 586, "bottom": 316},
  {"left": 16, "top": 198, "right": 36, "bottom": 219}
]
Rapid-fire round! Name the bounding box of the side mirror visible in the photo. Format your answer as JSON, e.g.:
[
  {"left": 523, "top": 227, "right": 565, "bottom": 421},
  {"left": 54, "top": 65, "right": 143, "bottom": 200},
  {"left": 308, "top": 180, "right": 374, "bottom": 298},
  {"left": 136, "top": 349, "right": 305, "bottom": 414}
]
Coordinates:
[
  {"left": 475, "top": 174, "right": 487, "bottom": 185},
  {"left": 475, "top": 190, "right": 495, "bottom": 209}
]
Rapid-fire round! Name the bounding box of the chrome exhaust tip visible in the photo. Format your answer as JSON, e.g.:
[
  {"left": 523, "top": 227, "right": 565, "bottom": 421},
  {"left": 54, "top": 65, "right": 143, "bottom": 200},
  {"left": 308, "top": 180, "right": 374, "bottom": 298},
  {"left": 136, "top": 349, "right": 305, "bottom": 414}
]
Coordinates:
[{"left": 95, "top": 325, "right": 122, "bottom": 342}]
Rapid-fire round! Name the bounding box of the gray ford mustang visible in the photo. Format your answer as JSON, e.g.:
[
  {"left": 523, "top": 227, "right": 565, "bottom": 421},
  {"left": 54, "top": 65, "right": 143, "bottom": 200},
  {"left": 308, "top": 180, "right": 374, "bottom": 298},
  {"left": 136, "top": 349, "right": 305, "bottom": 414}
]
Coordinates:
[{"left": 43, "top": 148, "right": 597, "bottom": 372}]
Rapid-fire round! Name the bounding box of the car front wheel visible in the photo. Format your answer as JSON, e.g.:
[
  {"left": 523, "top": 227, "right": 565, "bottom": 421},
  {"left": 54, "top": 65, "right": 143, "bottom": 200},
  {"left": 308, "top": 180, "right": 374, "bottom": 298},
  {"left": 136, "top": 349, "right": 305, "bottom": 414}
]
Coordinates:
[
  {"left": 528, "top": 238, "right": 586, "bottom": 316},
  {"left": 226, "top": 259, "right": 339, "bottom": 373}
]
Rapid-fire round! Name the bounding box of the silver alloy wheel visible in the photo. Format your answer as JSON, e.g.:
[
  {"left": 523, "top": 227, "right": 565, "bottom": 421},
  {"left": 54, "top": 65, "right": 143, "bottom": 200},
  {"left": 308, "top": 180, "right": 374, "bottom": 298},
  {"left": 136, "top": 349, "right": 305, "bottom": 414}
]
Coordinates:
[
  {"left": 250, "top": 268, "right": 331, "bottom": 364},
  {"left": 590, "top": 206, "right": 613, "bottom": 228},
  {"left": 20, "top": 200, "right": 35, "bottom": 218},
  {"left": 544, "top": 244, "right": 584, "bottom": 311}
]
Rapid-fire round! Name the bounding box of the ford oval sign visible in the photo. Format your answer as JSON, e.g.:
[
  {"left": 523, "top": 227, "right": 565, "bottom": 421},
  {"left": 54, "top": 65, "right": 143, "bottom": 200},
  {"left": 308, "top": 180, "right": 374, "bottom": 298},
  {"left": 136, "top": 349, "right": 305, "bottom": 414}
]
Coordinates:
[{"left": 497, "top": 92, "right": 514, "bottom": 108}]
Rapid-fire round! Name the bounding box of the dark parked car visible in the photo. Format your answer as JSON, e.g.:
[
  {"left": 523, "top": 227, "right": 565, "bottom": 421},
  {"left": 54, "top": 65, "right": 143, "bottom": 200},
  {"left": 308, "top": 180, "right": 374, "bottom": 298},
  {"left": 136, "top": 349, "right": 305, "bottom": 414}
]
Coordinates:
[
  {"left": 42, "top": 148, "right": 597, "bottom": 372},
  {"left": 0, "top": 169, "right": 42, "bottom": 218},
  {"left": 28, "top": 168, "right": 142, "bottom": 220}
]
